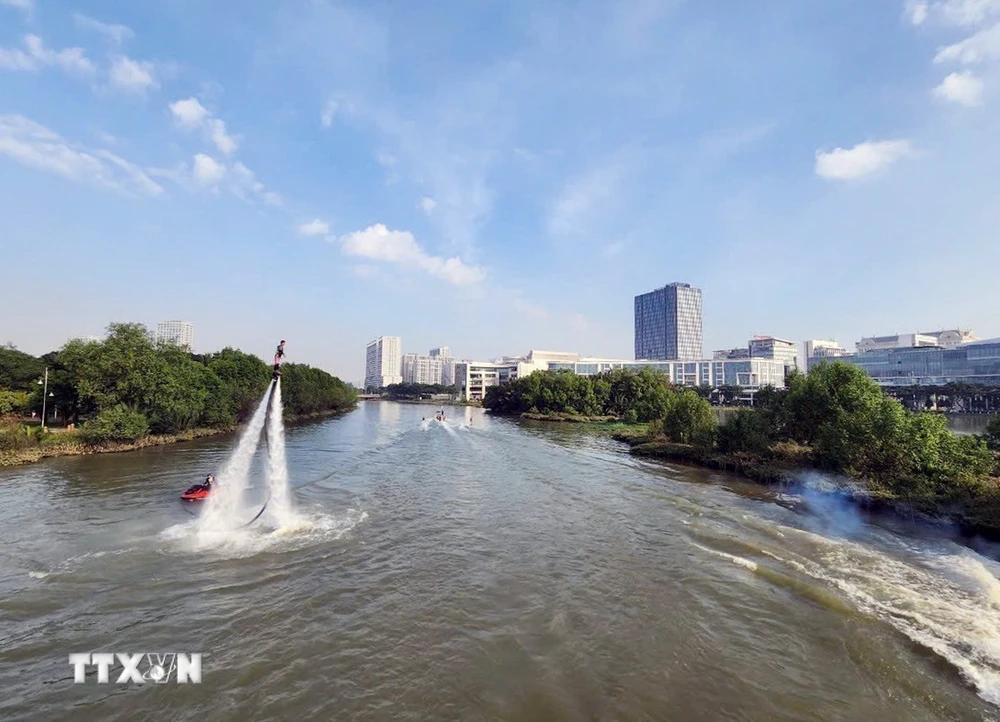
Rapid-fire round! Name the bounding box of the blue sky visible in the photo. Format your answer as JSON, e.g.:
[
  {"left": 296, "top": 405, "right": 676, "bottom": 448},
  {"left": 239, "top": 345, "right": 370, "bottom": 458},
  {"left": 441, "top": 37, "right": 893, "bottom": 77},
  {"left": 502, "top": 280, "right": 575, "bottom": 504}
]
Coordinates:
[{"left": 2, "top": 0, "right": 999, "bottom": 384}]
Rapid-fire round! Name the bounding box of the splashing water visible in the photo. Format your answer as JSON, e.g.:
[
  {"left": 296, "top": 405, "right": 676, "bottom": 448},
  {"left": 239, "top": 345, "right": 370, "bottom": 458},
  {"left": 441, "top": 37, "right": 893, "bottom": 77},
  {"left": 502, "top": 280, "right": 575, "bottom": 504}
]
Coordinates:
[
  {"left": 264, "top": 380, "right": 296, "bottom": 529},
  {"left": 197, "top": 386, "right": 271, "bottom": 532}
]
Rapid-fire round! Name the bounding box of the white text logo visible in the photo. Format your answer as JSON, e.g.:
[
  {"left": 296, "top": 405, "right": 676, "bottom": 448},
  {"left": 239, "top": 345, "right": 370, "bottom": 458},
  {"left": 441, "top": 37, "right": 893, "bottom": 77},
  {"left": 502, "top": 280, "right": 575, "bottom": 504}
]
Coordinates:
[{"left": 68, "top": 653, "right": 202, "bottom": 684}]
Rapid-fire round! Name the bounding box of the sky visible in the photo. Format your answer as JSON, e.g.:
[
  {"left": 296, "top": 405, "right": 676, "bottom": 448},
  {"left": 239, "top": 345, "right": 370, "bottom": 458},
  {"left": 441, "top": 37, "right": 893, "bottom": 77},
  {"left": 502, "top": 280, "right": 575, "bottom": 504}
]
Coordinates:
[{"left": 1, "top": 0, "right": 999, "bottom": 384}]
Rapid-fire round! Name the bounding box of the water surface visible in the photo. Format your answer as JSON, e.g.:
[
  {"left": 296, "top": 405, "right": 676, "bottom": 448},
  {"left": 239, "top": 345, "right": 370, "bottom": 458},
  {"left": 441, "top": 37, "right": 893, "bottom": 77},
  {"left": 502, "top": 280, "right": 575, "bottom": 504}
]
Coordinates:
[{"left": 1, "top": 401, "right": 998, "bottom": 721}]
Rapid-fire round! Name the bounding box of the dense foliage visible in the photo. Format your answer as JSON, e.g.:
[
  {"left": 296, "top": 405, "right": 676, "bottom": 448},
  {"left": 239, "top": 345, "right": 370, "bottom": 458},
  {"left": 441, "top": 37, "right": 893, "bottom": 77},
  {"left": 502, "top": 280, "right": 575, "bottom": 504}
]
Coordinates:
[
  {"left": 485, "top": 368, "right": 718, "bottom": 448},
  {"left": 484, "top": 363, "right": 1000, "bottom": 497},
  {"left": 384, "top": 382, "right": 456, "bottom": 399},
  {"left": 1, "top": 323, "right": 356, "bottom": 447}
]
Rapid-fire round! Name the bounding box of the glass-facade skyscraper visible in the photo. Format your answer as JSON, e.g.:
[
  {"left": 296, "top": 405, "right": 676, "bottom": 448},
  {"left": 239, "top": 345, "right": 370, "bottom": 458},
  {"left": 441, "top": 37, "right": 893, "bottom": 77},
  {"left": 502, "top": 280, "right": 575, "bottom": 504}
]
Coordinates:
[{"left": 634, "top": 283, "right": 703, "bottom": 361}]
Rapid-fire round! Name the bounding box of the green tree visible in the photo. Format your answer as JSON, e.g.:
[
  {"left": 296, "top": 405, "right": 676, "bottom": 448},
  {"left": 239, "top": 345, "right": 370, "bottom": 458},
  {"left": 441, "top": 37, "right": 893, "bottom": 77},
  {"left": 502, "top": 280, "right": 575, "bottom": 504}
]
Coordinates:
[
  {"left": 662, "top": 390, "right": 717, "bottom": 449},
  {"left": 0, "top": 345, "right": 45, "bottom": 391},
  {"left": 80, "top": 405, "right": 150, "bottom": 444}
]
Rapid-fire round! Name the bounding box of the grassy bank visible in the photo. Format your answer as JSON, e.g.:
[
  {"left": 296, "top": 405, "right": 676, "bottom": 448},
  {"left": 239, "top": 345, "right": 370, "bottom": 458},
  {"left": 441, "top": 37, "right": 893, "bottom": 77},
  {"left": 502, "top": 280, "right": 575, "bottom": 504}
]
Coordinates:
[
  {"left": 520, "top": 412, "right": 621, "bottom": 423},
  {"left": 612, "top": 431, "right": 1000, "bottom": 540},
  {"left": 0, "top": 404, "right": 356, "bottom": 469}
]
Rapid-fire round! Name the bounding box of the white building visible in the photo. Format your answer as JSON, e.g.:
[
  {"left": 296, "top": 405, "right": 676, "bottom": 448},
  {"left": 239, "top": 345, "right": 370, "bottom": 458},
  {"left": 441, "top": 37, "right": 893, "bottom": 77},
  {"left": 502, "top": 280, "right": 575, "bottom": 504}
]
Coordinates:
[
  {"left": 855, "top": 329, "right": 977, "bottom": 354},
  {"left": 748, "top": 335, "right": 798, "bottom": 371},
  {"left": 453, "top": 349, "right": 787, "bottom": 401},
  {"left": 429, "top": 347, "right": 455, "bottom": 385},
  {"left": 155, "top": 321, "right": 194, "bottom": 350},
  {"left": 805, "top": 339, "right": 849, "bottom": 371},
  {"left": 402, "top": 353, "right": 444, "bottom": 385},
  {"left": 365, "top": 336, "right": 403, "bottom": 390}
]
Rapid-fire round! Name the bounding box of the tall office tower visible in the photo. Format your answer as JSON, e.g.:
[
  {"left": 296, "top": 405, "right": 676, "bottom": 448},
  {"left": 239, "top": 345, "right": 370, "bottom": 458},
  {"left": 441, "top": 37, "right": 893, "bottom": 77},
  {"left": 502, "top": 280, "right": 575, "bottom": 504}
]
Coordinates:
[
  {"left": 155, "top": 321, "right": 194, "bottom": 350},
  {"left": 364, "top": 336, "right": 403, "bottom": 390},
  {"left": 634, "top": 283, "right": 702, "bottom": 360}
]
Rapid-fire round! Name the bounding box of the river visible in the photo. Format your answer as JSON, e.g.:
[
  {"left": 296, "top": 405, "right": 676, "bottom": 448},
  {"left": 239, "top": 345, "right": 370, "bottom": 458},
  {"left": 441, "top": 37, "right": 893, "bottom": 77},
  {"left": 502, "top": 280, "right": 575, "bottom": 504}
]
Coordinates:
[{"left": 1, "top": 400, "right": 999, "bottom": 721}]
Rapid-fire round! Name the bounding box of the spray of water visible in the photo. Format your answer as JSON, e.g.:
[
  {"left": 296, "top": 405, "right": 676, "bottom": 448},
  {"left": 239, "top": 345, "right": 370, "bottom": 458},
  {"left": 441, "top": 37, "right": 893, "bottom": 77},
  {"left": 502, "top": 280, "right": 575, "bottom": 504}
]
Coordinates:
[
  {"left": 264, "top": 380, "right": 296, "bottom": 528},
  {"left": 197, "top": 388, "right": 272, "bottom": 532}
]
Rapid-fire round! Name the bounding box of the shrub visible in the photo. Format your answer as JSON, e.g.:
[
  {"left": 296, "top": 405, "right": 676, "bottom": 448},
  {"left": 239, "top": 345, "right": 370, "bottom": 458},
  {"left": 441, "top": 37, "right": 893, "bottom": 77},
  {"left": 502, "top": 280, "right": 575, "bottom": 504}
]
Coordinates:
[{"left": 80, "top": 405, "right": 150, "bottom": 444}]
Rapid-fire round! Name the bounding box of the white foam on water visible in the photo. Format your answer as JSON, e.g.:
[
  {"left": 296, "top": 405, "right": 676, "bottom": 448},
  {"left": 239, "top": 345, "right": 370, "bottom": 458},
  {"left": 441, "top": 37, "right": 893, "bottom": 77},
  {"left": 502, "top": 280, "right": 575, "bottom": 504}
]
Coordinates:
[
  {"left": 690, "top": 541, "right": 759, "bottom": 572},
  {"left": 769, "top": 526, "right": 1000, "bottom": 708},
  {"left": 197, "top": 388, "right": 272, "bottom": 533},
  {"left": 263, "top": 380, "right": 296, "bottom": 529},
  {"left": 159, "top": 508, "right": 368, "bottom": 559}
]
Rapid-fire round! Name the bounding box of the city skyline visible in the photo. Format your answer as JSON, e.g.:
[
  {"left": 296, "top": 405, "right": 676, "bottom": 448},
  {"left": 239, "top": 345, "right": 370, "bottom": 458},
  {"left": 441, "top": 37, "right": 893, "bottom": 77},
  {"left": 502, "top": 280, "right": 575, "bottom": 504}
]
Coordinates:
[{"left": 3, "top": 1, "right": 1000, "bottom": 383}]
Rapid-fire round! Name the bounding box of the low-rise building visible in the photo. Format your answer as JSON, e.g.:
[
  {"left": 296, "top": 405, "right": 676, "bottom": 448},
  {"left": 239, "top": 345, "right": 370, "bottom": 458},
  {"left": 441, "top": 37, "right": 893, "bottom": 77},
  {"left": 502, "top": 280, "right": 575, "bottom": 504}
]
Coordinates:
[
  {"left": 855, "top": 329, "right": 978, "bottom": 353},
  {"left": 817, "top": 338, "right": 1000, "bottom": 387},
  {"left": 453, "top": 349, "right": 788, "bottom": 401},
  {"left": 805, "top": 339, "right": 849, "bottom": 371}
]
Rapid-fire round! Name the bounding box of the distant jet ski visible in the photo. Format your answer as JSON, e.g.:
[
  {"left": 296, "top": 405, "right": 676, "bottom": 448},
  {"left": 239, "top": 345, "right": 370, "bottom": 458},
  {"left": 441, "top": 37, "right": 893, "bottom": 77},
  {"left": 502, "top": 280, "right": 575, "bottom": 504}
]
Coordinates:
[{"left": 180, "top": 474, "right": 215, "bottom": 501}]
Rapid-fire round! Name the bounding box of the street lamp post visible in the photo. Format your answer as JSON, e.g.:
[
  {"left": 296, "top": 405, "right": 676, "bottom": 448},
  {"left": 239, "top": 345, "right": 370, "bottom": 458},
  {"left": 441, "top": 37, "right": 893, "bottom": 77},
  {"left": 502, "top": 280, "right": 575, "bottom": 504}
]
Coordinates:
[{"left": 38, "top": 367, "right": 50, "bottom": 429}]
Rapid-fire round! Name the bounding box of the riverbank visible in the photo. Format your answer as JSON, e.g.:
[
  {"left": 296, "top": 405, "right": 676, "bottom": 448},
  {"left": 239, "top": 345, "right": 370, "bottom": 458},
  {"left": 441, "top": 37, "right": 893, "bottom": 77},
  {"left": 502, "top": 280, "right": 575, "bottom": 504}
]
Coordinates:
[
  {"left": 611, "top": 429, "right": 1000, "bottom": 541},
  {"left": 0, "top": 405, "right": 357, "bottom": 468}
]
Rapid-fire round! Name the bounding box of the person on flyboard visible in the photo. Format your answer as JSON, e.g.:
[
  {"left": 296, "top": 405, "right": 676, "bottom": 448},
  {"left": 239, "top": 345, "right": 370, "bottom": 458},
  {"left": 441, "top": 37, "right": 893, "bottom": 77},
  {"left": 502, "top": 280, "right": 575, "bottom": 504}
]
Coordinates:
[{"left": 272, "top": 340, "right": 285, "bottom": 380}]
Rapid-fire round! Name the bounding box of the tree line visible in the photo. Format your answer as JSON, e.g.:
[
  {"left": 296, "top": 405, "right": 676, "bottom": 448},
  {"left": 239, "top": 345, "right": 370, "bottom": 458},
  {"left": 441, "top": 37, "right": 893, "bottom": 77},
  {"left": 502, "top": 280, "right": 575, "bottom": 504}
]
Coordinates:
[
  {"left": 0, "top": 323, "right": 356, "bottom": 445},
  {"left": 383, "top": 382, "right": 456, "bottom": 399},
  {"left": 483, "top": 363, "right": 1000, "bottom": 499}
]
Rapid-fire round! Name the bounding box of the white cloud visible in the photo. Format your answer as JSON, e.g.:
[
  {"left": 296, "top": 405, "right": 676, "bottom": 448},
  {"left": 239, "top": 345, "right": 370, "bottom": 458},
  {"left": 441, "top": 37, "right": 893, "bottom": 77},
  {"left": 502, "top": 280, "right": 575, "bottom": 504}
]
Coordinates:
[
  {"left": 262, "top": 191, "right": 283, "bottom": 207},
  {"left": 934, "top": 22, "right": 1000, "bottom": 63},
  {"left": 933, "top": 70, "right": 986, "bottom": 104},
  {"left": 0, "top": 114, "right": 163, "bottom": 197},
  {"left": 320, "top": 96, "right": 356, "bottom": 128},
  {"left": 335, "top": 223, "right": 486, "bottom": 286},
  {"left": 168, "top": 97, "right": 239, "bottom": 155},
  {"left": 418, "top": 196, "right": 437, "bottom": 215},
  {"left": 109, "top": 56, "right": 158, "bottom": 92},
  {"left": 906, "top": 0, "right": 930, "bottom": 24},
  {"left": 814, "top": 140, "right": 913, "bottom": 180},
  {"left": 0, "top": 0, "right": 32, "bottom": 10},
  {"left": 208, "top": 119, "right": 237, "bottom": 155},
  {"left": 192, "top": 153, "right": 225, "bottom": 186},
  {"left": 299, "top": 219, "right": 330, "bottom": 236},
  {"left": 321, "top": 100, "right": 339, "bottom": 128},
  {"left": 936, "top": 0, "right": 1000, "bottom": 26},
  {"left": 169, "top": 97, "right": 210, "bottom": 128},
  {"left": 0, "top": 34, "right": 94, "bottom": 75},
  {"left": 73, "top": 13, "right": 134, "bottom": 44}
]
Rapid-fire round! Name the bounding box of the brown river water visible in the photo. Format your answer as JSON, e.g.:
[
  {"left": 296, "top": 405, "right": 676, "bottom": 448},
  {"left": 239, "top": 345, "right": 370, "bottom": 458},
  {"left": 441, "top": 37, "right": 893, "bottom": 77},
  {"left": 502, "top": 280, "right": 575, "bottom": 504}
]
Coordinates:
[{"left": 1, "top": 400, "right": 999, "bottom": 721}]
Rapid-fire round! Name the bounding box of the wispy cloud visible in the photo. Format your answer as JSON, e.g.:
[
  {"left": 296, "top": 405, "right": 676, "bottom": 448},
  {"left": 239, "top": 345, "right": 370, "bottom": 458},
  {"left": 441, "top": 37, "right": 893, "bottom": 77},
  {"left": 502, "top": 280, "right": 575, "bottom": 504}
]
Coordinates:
[
  {"left": 905, "top": 0, "right": 930, "bottom": 24},
  {"left": 814, "top": 140, "right": 913, "bottom": 181},
  {"left": 73, "top": 13, "right": 134, "bottom": 45},
  {"left": 299, "top": 219, "right": 330, "bottom": 236},
  {"left": 0, "top": 114, "right": 163, "bottom": 197},
  {"left": 418, "top": 196, "right": 437, "bottom": 215},
  {"left": 0, "top": 0, "right": 32, "bottom": 11},
  {"left": 547, "top": 154, "right": 632, "bottom": 236},
  {"left": 168, "top": 97, "right": 239, "bottom": 155},
  {"left": 933, "top": 70, "right": 985, "bottom": 104},
  {"left": 320, "top": 97, "right": 355, "bottom": 127},
  {"left": 0, "top": 34, "right": 94, "bottom": 75},
  {"left": 933, "top": 22, "right": 1000, "bottom": 63},
  {"left": 332, "top": 223, "right": 486, "bottom": 286},
  {"left": 109, "top": 56, "right": 158, "bottom": 92}
]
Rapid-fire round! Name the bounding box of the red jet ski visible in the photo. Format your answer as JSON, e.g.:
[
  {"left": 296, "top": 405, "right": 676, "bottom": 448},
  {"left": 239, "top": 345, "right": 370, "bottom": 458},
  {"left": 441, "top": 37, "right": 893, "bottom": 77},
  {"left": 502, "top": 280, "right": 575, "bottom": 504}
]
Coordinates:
[{"left": 180, "top": 475, "right": 215, "bottom": 502}]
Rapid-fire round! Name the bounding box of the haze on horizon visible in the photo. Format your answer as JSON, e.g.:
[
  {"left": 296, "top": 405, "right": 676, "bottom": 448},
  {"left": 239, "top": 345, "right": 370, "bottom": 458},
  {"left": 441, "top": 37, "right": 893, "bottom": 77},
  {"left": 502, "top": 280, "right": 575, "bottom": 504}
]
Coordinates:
[{"left": 2, "top": 0, "right": 999, "bottom": 383}]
